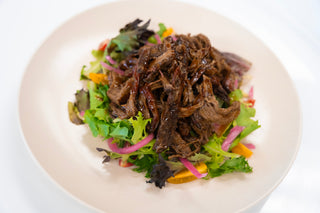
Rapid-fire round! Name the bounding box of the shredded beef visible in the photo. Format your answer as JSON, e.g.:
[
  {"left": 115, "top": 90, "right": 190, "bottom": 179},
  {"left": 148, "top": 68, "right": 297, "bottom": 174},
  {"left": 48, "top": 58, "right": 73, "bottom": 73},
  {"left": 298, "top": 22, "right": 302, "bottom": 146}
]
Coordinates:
[{"left": 106, "top": 34, "right": 250, "bottom": 158}]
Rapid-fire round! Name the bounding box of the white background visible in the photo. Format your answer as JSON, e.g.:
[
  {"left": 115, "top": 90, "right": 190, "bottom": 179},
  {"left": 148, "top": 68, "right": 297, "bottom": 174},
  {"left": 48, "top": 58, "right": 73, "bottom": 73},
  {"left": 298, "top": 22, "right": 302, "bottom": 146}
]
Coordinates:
[{"left": 1, "top": 0, "right": 320, "bottom": 212}]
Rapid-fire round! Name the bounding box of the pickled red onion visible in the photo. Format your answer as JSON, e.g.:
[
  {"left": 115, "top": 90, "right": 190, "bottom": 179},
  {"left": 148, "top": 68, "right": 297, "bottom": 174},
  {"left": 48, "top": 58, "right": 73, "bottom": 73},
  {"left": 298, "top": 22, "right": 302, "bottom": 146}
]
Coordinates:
[
  {"left": 80, "top": 111, "right": 85, "bottom": 117},
  {"left": 155, "top": 34, "right": 162, "bottom": 44},
  {"left": 146, "top": 41, "right": 155, "bottom": 46},
  {"left": 248, "top": 86, "right": 254, "bottom": 100},
  {"left": 107, "top": 134, "right": 154, "bottom": 154},
  {"left": 244, "top": 143, "right": 256, "bottom": 149},
  {"left": 101, "top": 61, "right": 125, "bottom": 75},
  {"left": 106, "top": 55, "right": 117, "bottom": 65},
  {"left": 221, "top": 126, "right": 245, "bottom": 151},
  {"left": 234, "top": 79, "right": 238, "bottom": 89},
  {"left": 179, "top": 158, "right": 207, "bottom": 178}
]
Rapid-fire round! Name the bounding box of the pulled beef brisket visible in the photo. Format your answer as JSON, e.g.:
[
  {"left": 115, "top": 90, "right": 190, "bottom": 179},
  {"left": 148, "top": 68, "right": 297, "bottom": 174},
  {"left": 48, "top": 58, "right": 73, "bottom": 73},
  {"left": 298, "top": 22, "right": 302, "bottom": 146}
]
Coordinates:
[
  {"left": 107, "top": 78, "right": 134, "bottom": 105},
  {"left": 141, "top": 86, "right": 159, "bottom": 132},
  {"left": 106, "top": 34, "right": 250, "bottom": 158}
]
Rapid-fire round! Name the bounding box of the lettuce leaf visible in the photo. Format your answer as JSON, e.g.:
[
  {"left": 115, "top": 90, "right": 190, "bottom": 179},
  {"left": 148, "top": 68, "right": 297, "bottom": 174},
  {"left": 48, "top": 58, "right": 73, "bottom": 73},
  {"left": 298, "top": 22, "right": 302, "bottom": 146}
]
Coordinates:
[
  {"left": 89, "top": 84, "right": 109, "bottom": 110},
  {"left": 204, "top": 134, "right": 243, "bottom": 179},
  {"left": 128, "top": 154, "right": 158, "bottom": 178},
  {"left": 106, "top": 19, "right": 154, "bottom": 62},
  {"left": 207, "top": 156, "right": 252, "bottom": 178},
  {"left": 68, "top": 102, "right": 83, "bottom": 125},
  {"left": 83, "top": 110, "right": 132, "bottom": 140},
  {"left": 129, "top": 111, "right": 151, "bottom": 144},
  {"left": 187, "top": 153, "right": 212, "bottom": 162},
  {"left": 230, "top": 103, "right": 260, "bottom": 149},
  {"left": 157, "top": 23, "right": 167, "bottom": 36},
  {"left": 229, "top": 89, "right": 243, "bottom": 102},
  {"left": 84, "top": 110, "right": 100, "bottom": 137},
  {"left": 148, "top": 23, "right": 167, "bottom": 44},
  {"left": 109, "top": 122, "right": 130, "bottom": 139},
  {"left": 204, "top": 134, "right": 239, "bottom": 158},
  {"left": 75, "top": 89, "right": 90, "bottom": 112},
  {"left": 80, "top": 49, "right": 104, "bottom": 80}
]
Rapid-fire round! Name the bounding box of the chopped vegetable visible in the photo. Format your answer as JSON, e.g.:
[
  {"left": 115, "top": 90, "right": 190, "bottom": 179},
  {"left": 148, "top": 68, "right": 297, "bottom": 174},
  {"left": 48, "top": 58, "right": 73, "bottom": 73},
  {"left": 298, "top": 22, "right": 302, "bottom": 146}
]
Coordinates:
[
  {"left": 245, "top": 99, "right": 256, "bottom": 108},
  {"left": 221, "top": 126, "right": 245, "bottom": 151},
  {"left": 154, "top": 34, "right": 161, "bottom": 44},
  {"left": 179, "top": 158, "right": 208, "bottom": 179},
  {"left": 171, "top": 35, "right": 177, "bottom": 41},
  {"left": 106, "top": 19, "right": 154, "bottom": 62},
  {"left": 157, "top": 23, "right": 167, "bottom": 36},
  {"left": 98, "top": 39, "right": 109, "bottom": 51},
  {"left": 68, "top": 102, "right": 83, "bottom": 125},
  {"left": 107, "top": 134, "right": 154, "bottom": 154},
  {"left": 105, "top": 55, "right": 117, "bottom": 65},
  {"left": 230, "top": 104, "right": 260, "bottom": 149},
  {"left": 119, "top": 159, "right": 134, "bottom": 167},
  {"left": 167, "top": 162, "right": 208, "bottom": 184},
  {"left": 231, "top": 142, "right": 253, "bottom": 158},
  {"left": 207, "top": 156, "right": 252, "bottom": 178},
  {"left": 162, "top": 27, "right": 174, "bottom": 37},
  {"left": 147, "top": 155, "right": 173, "bottom": 188},
  {"left": 129, "top": 154, "right": 158, "bottom": 178},
  {"left": 244, "top": 143, "right": 256, "bottom": 149},
  {"left": 248, "top": 86, "right": 254, "bottom": 100},
  {"left": 234, "top": 79, "right": 238, "bottom": 89},
  {"left": 75, "top": 89, "right": 90, "bottom": 112},
  {"left": 80, "top": 50, "right": 104, "bottom": 79},
  {"left": 128, "top": 112, "right": 151, "bottom": 144},
  {"left": 88, "top": 73, "right": 108, "bottom": 85},
  {"left": 101, "top": 61, "right": 125, "bottom": 75}
]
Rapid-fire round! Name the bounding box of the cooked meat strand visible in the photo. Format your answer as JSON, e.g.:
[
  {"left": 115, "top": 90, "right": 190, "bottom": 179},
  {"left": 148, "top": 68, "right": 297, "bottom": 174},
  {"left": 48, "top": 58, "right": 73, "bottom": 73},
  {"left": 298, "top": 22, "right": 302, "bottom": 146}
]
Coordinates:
[
  {"left": 107, "top": 78, "right": 134, "bottom": 105},
  {"left": 154, "top": 101, "right": 178, "bottom": 153},
  {"left": 106, "top": 33, "right": 250, "bottom": 158},
  {"left": 141, "top": 86, "right": 159, "bottom": 132}
]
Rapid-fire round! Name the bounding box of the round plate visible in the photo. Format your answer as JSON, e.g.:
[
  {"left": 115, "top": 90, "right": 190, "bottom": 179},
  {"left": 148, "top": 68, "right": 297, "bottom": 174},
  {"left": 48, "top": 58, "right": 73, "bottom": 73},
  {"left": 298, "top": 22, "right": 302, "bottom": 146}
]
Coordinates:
[{"left": 18, "top": 0, "right": 302, "bottom": 212}]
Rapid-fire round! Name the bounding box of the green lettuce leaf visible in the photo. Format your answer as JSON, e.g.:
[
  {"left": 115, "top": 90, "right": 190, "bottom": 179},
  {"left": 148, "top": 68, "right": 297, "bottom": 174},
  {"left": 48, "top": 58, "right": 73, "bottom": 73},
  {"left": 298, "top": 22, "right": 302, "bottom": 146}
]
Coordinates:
[
  {"left": 106, "top": 19, "right": 154, "bottom": 62},
  {"left": 75, "top": 89, "right": 90, "bottom": 112},
  {"left": 157, "top": 23, "right": 167, "bottom": 36},
  {"left": 187, "top": 153, "right": 212, "bottom": 162},
  {"left": 204, "top": 134, "right": 239, "bottom": 158},
  {"left": 128, "top": 154, "right": 158, "bottom": 178},
  {"left": 100, "top": 139, "right": 158, "bottom": 177},
  {"left": 84, "top": 110, "right": 100, "bottom": 137},
  {"left": 89, "top": 84, "right": 109, "bottom": 110},
  {"left": 148, "top": 23, "right": 167, "bottom": 44},
  {"left": 89, "top": 89, "right": 104, "bottom": 110},
  {"left": 68, "top": 102, "right": 84, "bottom": 125},
  {"left": 80, "top": 49, "right": 104, "bottom": 80},
  {"left": 109, "top": 122, "right": 130, "bottom": 139},
  {"left": 97, "top": 123, "right": 110, "bottom": 137},
  {"left": 94, "top": 109, "right": 108, "bottom": 121},
  {"left": 229, "top": 89, "right": 243, "bottom": 102},
  {"left": 83, "top": 110, "right": 132, "bottom": 140},
  {"left": 128, "top": 111, "right": 151, "bottom": 144},
  {"left": 230, "top": 103, "right": 260, "bottom": 149},
  {"left": 207, "top": 156, "right": 252, "bottom": 178}
]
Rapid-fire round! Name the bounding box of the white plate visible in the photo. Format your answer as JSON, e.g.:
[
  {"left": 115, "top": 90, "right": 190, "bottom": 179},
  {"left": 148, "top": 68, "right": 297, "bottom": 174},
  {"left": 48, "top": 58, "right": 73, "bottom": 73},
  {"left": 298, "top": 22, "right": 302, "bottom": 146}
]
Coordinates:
[{"left": 18, "top": 0, "right": 302, "bottom": 212}]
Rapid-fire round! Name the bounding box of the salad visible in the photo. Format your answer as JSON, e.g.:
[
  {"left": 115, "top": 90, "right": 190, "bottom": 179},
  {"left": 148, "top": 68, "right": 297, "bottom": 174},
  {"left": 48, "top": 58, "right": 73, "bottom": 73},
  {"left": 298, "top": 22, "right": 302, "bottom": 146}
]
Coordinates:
[{"left": 68, "top": 19, "right": 260, "bottom": 188}]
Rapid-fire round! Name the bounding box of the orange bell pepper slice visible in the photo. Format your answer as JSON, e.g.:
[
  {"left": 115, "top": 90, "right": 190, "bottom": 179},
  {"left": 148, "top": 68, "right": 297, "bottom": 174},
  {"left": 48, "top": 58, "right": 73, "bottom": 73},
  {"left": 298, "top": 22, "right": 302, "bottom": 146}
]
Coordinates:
[
  {"left": 89, "top": 73, "right": 108, "bottom": 85},
  {"left": 231, "top": 142, "right": 253, "bottom": 158},
  {"left": 167, "top": 162, "right": 207, "bottom": 184}
]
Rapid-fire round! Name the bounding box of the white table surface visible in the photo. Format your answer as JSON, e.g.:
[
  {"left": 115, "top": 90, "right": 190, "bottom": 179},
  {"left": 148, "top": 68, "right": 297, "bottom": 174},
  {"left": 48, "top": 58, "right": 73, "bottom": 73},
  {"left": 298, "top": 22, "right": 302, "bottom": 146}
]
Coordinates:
[{"left": 1, "top": 0, "right": 320, "bottom": 212}]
